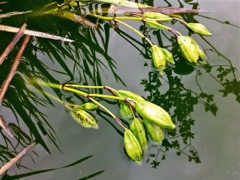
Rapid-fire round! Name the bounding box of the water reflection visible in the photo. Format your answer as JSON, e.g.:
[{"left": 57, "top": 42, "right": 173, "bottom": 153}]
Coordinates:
[
  {"left": 139, "top": 24, "right": 239, "bottom": 167},
  {"left": 0, "top": 0, "right": 239, "bottom": 179}
]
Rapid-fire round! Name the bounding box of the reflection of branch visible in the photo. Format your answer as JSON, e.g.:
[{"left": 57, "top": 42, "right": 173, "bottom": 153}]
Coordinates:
[
  {"left": 199, "top": 15, "right": 240, "bottom": 28},
  {"left": 201, "top": 36, "right": 237, "bottom": 79},
  {"left": 0, "top": 142, "right": 36, "bottom": 175},
  {"left": 2, "top": 155, "right": 104, "bottom": 179}
]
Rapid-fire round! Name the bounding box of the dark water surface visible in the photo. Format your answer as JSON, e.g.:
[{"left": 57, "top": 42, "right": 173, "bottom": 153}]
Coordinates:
[{"left": 0, "top": 0, "right": 239, "bottom": 180}]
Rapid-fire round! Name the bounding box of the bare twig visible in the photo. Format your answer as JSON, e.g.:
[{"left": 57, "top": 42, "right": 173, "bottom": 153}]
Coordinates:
[
  {"left": 0, "top": 35, "right": 30, "bottom": 103},
  {"left": 0, "top": 142, "right": 36, "bottom": 175},
  {"left": 0, "top": 24, "right": 74, "bottom": 42},
  {"left": 0, "top": 23, "right": 26, "bottom": 65},
  {"left": 0, "top": 10, "right": 32, "bottom": 18},
  {"left": 0, "top": 115, "right": 14, "bottom": 138}
]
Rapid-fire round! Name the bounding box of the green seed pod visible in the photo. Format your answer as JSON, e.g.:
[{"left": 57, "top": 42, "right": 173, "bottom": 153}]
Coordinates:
[
  {"left": 135, "top": 100, "right": 175, "bottom": 129},
  {"left": 119, "top": 102, "right": 134, "bottom": 120},
  {"left": 71, "top": 107, "right": 98, "bottom": 129},
  {"left": 116, "top": 90, "right": 145, "bottom": 102},
  {"left": 188, "top": 37, "right": 207, "bottom": 62},
  {"left": 78, "top": 102, "right": 98, "bottom": 111},
  {"left": 145, "top": 20, "right": 164, "bottom": 29},
  {"left": 186, "top": 23, "right": 212, "bottom": 36},
  {"left": 162, "top": 48, "right": 175, "bottom": 64},
  {"left": 169, "top": 14, "right": 183, "bottom": 19},
  {"left": 124, "top": 129, "right": 143, "bottom": 162},
  {"left": 130, "top": 118, "right": 148, "bottom": 154},
  {"left": 198, "top": 48, "right": 207, "bottom": 62},
  {"left": 143, "top": 120, "right": 164, "bottom": 144},
  {"left": 151, "top": 45, "right": 167, "bottom": 71},
  {"left": 143, "top": 12, "right": 172, "bottom": 21},
  {"left": 177, "top": 35, "right": 199, "bottom": 64}
]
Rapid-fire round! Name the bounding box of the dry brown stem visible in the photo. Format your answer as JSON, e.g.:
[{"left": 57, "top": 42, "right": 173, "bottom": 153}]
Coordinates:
[
  {"left": 0, "top": 34, "right": 30, "bottom": 103},
  {"left": 0, "top": 23, "right": 26, "bottom": 65},
  {"left": 0, "top": 115, "right": 14, "bottom": 138},
  {"left": 0, "top": 142, "right": 36, "bottom": 175}
]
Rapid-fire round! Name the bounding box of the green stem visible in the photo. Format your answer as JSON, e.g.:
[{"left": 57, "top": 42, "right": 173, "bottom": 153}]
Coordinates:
[
  {"left": 114, "top": 19, "right": 153, "bottom": 45},
  {"left": 90, "top": 14, "right": 143, "bottom": 21},
  {"left": 89, "top": 97, "right": 126, "bottom": 129},
  {"left": 44, "top": 92, "right": 74, "bottom": 110},
  {"left": 64, "top": 84, "right": 105, "bottom": 89},
  {"left": 104, "top": 86, "right": 117, "bottom": 95},
  {"left": 173, "top": 17, "right": 187, "bottom": 26},
  {"left": 88, "top": 14, "right": 154, "bottom": 45},
  {"left": 62, "top": 85, "right": 125, "bottom": 101},
  {"left": 39, "top": 81, "right": 125, "bottom": 101},
  {"left": 37, "top": 80, "right": 62, "bottom": 89},
  {"left": 88, "top": 93, "right": 124, "bottom": 100},
  {"left": 143, "top": 19, "right": 171, "bottom": 30},
  {"left": 92, "top": 0, "right": 150, "bottom": 8}
]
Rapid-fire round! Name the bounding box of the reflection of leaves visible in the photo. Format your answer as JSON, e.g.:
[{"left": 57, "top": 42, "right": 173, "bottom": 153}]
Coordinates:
[
  {"left": 0, "top": 0, "right": 126, "bottom": 171},
  {"left": 150, "top": 160, "right": 160, "bottom": 169},
  {"left": 220, "top": 79, "right": 240, "bottom": 103},
  {"left": 79, "top": 170, "right": 105, "bottom": 180},
  {"left": 141, "top": 68, "right": 212, "bottom": 165},
  {"left": 1, "top": 155, "right": 104, "bottom": 180},
  {"left": 216, "top": 66, "right": 233, "bottom": 81}
]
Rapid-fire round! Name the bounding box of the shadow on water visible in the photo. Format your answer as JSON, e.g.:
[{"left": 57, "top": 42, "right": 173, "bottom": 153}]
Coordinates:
[{"left": 0, "top": 0, "right": 239, "bottom": 178}]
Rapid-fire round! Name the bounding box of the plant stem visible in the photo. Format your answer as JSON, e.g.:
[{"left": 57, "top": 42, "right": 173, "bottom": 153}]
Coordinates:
[
  {"left": 0, "top": 23, "right": 26, "bottom": 65},
  {"left": 43, "top": 92, "right": 75, "bottom": 109},
  {"left": 39, "top": 82, "right": 127, "bottom": 128},
  {"left": 173, "top": 17, "right": 187, "bottom": 26},
  {"left": 104, "top": 86, "right": 117, "bottom": 95},
  {"left": 90, "top": 14, "right": 143, "bottom": 21},
  {"left": 89, "top": 97, "right": 126, "bottom": 129},
  {"left": 143, "top": 19, "right": 171, "bottom": 31},
  {"left": 0, "top": 142, "right": 36, "bottom": 175},
  {"left": 64, "top": 84, "right": 104, "bottom": 89},
  {"left": 114, "top": 19, "right": 153, "bottom": 45},
  {"left": 62, "top": 85, "right": 125, "bottom": 100},
  {"left": 93, "top": 0, "right": 150, "bottom": 8},
  {"left": 0, "top": 34, "right": 30, "bottom": 103}
]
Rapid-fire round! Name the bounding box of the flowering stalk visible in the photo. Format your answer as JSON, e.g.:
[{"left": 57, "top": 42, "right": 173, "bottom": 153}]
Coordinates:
[{"left": 38, "top": 81, "right": 127, "bottom": 128}]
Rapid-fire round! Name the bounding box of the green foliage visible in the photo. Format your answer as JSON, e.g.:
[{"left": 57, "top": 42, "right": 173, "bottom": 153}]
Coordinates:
[{"left": 0, "top": 0, "right": 238, "bottom": 176}]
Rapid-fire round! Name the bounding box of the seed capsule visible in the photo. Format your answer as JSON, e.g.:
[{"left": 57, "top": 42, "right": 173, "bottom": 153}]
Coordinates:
[
  {"left": 188, "top": 37, "right": 207, "bottom": 62},
  {"left": 78, "top": 102, "right": 98, "bottom": 111},
  {"left": 71, "top": 107, "right": 98, "bottom": 129},
  {"left": 135, "top": 100, "right": 175, "bottom": 129},
  {"left": 143, "top": 120, "right": 164, "bottom": 144},
  {"left": 162, "top": 48, "right": 175, "bottom": 64},
  {"left": 130, "top": 118, "right": 148, "bottom": 154},
  {"left": 119, "top": 102, "right": 134, "bottom": 120},
  {"left": 143, "top": 12, "right": 172, "bottom": 21},
  {"left": 151, "top": 45, "right": 167, "bottom": 71},
  {"left": 116, "top": 90, "right": 145, "bottom": 102},
  {"left": 177, "top": 35, "right": 199, "bottom": 64},
  {"left": 124, "top": 129, "right": 143, "bottom": 162},
  {"left": 145, "top": 20, "right": 163, "bottom": 29},
  {"left": 186, "top": 23, "right": 212, "bottom": 36},
  {"left": 198, "top": 48, "right": 207, "bottom": 62}
]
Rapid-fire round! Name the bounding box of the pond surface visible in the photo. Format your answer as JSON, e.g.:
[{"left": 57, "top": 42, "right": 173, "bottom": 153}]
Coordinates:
[{"left": 0, "top": 0, "right": 239, "bottom": 180}]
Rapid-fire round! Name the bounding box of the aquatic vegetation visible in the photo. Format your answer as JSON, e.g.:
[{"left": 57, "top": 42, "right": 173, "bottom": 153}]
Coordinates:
[
  {"left": 39, "top": 0, "right": 212, "bottom": 74},
  {"left": 37, "top": 82, "right": 176, "bottom": 162},
  {"left": 0, "top": 0, "right": 239, "bottom": 177}
]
